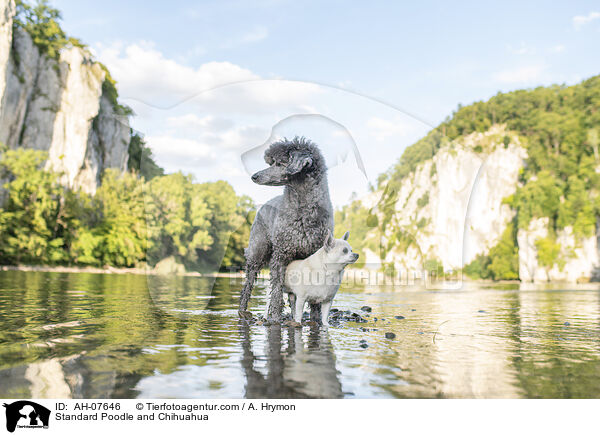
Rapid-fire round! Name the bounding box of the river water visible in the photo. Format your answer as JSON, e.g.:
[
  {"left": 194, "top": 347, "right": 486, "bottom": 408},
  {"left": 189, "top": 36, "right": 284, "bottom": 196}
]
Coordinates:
[{"left": 0, "top": 271, "right": 599, "bottom": 398}]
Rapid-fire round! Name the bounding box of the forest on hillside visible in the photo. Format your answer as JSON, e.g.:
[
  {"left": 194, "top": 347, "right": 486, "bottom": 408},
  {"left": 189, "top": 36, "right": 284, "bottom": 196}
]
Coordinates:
[
  {"left": 0, "top": 1, "right": 254, "bottom": 271},
  {"left": 0, "top": 145, "right": 254, "bottom": 271},
  {"left": 337, "top": 75, "right": 600, "bottom": 280}
]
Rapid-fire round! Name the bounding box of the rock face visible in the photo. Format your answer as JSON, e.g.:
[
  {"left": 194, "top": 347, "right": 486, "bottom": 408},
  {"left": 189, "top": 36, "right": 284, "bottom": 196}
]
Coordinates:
[
  {"left": 366, "top": 125, "right": 526, "bottom": 273},
  {"left": 365, "top": 124, "right": 600, "bottom": 283},
  {"left": 517, "top": 217, "right": 549, "bottom": 283},
  {"left": 0, "top": 0, "right": 13, "bottom": 101},
  {"left": 0, "top": 0, "right": 130, "bottom": 194},
  {"left": 518, "top": 218, "right": 600, "bottom": 283}
]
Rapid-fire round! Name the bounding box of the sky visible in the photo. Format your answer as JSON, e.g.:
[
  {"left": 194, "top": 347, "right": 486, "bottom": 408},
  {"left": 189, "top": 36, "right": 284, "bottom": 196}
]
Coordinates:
[{"left": 50, "top": 0, "right": 600, "bottom": 206}]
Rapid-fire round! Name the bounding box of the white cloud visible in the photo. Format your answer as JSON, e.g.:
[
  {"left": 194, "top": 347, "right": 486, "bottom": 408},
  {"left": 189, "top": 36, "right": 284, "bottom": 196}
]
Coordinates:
[
  {"left": 367, "top": 117, "right": 415, "bottom": 141},
  {"left": 166, "top": 114, "right": 234, "bottom": 132},
  {"left": 214, "top": 160, "right": 247, "bottom": 178},
  {"left": 164, "top": 114, "right": 267, "bottom": 150},
  {"left": 216, "top": 125, "right": 267, "bottom": 150},
  {"left": 146, "top": 136, "right": 217, "bottom": 168},
  {"left": 550, "top": 44, "right": 566, "bottom": 53},
  {"left": 91, "top": 39, "right": 423, "bottom": 205},
  {"left": 94, "top": 41, "right": 321, "bottom": 112},
  {"left": 94, "top": 41, "right": 258, "bottom": 105},
  {"left": 146, "top": 114, "right": 268, "bottom": 176},
  {"left": 491, "top": 65, "right": 544, "bottom": 84},
  {"left": 144, "top": 131, "right": 258, "bottom": 186},
  {"left": 573, "top": 11, "right": 600, "bottom": 29}
]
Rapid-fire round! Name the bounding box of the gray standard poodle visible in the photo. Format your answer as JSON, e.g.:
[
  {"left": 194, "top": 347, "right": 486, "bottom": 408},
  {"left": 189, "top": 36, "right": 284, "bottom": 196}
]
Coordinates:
[{"left": 238, "top": 137, "right": 334, "bottom": 323}]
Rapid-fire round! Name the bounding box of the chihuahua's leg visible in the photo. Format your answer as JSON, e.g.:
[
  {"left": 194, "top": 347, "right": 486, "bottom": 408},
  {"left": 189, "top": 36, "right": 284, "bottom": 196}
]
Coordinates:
[
  {"left": 294, "top": 296, "right": 306, "bottom": 324},
  {"left": 321, "top": 300, "right": 333, "bottom": 327},
  {"left": 288, "top": 293, "right": 297, "bottom": 320},
  {"left": 264, "top": 285, "right": 272, "bottom": 319}
]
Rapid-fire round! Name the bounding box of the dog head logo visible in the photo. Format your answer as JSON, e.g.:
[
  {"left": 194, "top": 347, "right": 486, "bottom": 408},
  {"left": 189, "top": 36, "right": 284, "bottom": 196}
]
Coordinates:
[{"left": 3, "top": 401, "right": 50, "bottom": 433}]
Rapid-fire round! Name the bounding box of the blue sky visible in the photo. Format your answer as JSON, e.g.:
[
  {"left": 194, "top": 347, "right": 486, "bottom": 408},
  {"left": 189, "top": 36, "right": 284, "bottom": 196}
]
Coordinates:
[{"left": 51, "top": 0, "right": 600, "bottom": 205}]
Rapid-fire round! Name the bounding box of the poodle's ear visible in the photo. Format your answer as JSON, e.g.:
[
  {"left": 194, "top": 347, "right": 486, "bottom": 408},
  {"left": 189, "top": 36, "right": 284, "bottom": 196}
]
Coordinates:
[
  {"left": 287, "top": 151, "right": 313, "bottom": 175},
  {"left": 342, "top": 231, "right": 349, "bottom": 241}
]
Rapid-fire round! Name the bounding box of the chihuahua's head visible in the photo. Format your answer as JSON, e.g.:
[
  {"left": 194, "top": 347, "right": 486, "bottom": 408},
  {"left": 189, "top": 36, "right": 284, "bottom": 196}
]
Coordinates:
[
  {"left": 251, "top": 137, "right": 326, "bottom": 186},
  {"left": 322, "top": 230, "right": 359, "bottom": 268}
]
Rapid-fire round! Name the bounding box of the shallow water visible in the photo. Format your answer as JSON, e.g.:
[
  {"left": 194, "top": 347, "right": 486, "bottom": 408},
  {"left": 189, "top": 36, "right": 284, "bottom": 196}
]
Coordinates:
[{"left": 0, "top": 270, "right": 599, "bottom": 398}]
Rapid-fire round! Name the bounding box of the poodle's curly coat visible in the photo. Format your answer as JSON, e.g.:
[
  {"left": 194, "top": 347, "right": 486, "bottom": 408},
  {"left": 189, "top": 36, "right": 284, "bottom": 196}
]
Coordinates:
[{"left": 239, "top": 137, "right": 334, "bottom": 322}]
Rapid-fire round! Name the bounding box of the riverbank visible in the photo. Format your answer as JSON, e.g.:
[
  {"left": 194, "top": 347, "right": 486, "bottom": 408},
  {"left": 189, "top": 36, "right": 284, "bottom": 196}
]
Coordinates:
[
  {"left": 0, "top": 264, "right": 243, "bottom": 278},
  {"left": 2, "top": 264, "right": 599, "bottom": 288}
]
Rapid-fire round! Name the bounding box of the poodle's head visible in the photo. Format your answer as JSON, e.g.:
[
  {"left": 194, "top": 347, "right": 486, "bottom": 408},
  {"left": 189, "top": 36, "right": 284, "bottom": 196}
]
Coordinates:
[{"left": 251, "top": 137, "right": 326, "bottom": 186}]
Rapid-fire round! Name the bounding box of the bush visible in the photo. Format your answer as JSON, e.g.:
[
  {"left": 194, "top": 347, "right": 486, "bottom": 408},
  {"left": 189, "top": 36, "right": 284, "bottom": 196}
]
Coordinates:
[
  {"left": 127, "top": 132, "right": 164, "bottom": 180},
  {"left": 463, "top": 223, "right": 519, "bottom": 280},
  {"left": 464, "top": 254, "right": 492, "bottom": 280},
  {"left": 0, "top": 148, "right": 74, "bottom": 264},
  {"left": 535, "top": 236, "right": 564, "bottom": 271},
  {"left": 0, "top": 148, "right": 253, "bottom": 270},
  {"left": 487, "top": 223, "right": 519, "bottom": 280},
  {"left": 14, "top": 0, "right": 67, "bottom": 59}
]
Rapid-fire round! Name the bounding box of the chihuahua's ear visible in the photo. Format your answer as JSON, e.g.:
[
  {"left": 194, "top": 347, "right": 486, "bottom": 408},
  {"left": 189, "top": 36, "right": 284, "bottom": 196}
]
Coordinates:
[
  {"left": 323, "top": 229, "right": 335, "bottom": 251},
  {"left": 286, "top": 151, "right": 313, "bottom": 175},
  {"left": 342, "top": 231, "right": 349, "bottom": 241}
]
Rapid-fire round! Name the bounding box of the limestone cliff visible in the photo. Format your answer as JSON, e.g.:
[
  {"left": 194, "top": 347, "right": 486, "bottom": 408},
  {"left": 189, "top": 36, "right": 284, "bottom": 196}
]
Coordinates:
[
  {"left": 363, "top": 124, "right": 600, "bottom": 283},
  {"left": 0, "top": 0, "right": 130, "bottom": 194},
  {"left": 364, "top": 125, "right": 526, "bottom": 272},
  {"left": 518, "top": 218, "right": 599, "bottom": 282}
]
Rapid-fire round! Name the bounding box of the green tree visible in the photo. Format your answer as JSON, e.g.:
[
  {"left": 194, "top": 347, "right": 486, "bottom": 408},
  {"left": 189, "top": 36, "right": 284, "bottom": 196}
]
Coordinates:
[
  {"left": 535, "top": 236, "right": 564, "bottom": 280},
  {"left": 463, "top": 223, "right": 519, "bottom": 280},
  {"left": 127, "top": 132, "right": 164, "bottom": 180},
  {"left": 71, "top": 170, "right": 147, "bottom": 267},
  {"left": 515, "top": 171, "right": 563, "bottom": 229},
  {"left": 0, "top": 148, "right": 72, "bottom": 263},
  {"left": 334, "top": 200, "right": 377, "bottom": 267},
  {"left": 145, "top": 173, "right": 213, "bottom": 269},
  {"left": 221, "top": 195, "right": 255, "bottom": 271},
  {"left": 464, "top": 254, "right": 492, "bottom": 280},
  {"left": 194, "top": 180, "right": 246, "bottom": 270},
  {"left": 487, "top": 223, "right": 519, "bottom": 280},
  {"left": 14, "top": 0, "right": 68, "bottom": 59}
]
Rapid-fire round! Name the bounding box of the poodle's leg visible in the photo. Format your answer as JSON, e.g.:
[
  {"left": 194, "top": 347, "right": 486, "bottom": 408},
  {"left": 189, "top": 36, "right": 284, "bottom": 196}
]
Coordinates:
[
  {"left": 239, "top": 216, "right": 272, "bottom": 319},
  {"left": 267, "top": 257, "right": 286, "bottom": 322},
  {"left": 309, "top": 303, "right": 322, "bottom": 323},
  {"left": 239, "top": 262, "right": 259, "bottom": 319},
  {"left": 288, "top": 293, "right": 297, "bottom": 320}
]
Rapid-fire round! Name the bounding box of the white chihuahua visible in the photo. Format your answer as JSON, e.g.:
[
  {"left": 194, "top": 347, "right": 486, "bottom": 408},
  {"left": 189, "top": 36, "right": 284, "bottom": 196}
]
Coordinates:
[{"left": 267, "top": 230, "right": 358, "bottom": 326}]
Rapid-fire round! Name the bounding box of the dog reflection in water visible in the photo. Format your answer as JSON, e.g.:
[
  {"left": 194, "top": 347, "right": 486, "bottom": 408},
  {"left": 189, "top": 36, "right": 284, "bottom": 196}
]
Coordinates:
[{"left": 239, "top": 324, "right": 343, "bottom": 398}]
